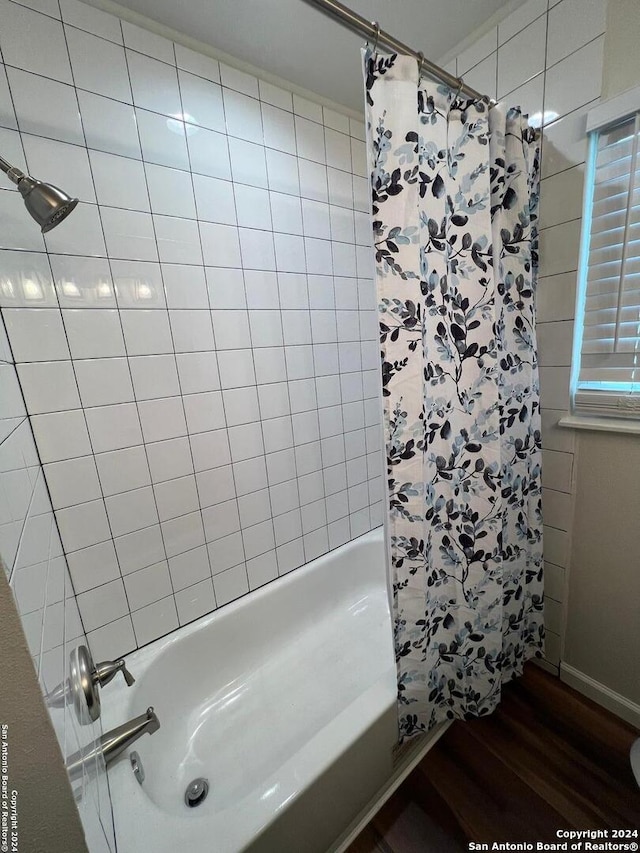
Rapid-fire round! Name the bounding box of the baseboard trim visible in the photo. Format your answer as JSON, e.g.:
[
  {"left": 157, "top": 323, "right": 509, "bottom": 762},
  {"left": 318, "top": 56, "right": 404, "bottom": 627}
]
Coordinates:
[
  {"left": 532, "top": 657, "right": 560, "bottom": 676},
  {"left": 560, "top": 662, "right": 640, "bottom": 729},
  {"left": 329, "top": 720, "right": 452, "bottom": 853}
]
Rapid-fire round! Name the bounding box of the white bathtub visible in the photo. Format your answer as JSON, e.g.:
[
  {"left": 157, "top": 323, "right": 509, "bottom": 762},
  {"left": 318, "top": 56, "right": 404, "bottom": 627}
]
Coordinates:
[{"left": 102, "top": 528, "right": 398, "bottom": 853}]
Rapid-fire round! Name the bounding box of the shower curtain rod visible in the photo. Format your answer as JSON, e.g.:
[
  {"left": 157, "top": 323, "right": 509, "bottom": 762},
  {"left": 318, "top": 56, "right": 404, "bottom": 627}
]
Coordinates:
[{"left": 300, "top": 0, "right": 488, "bottom": 102}]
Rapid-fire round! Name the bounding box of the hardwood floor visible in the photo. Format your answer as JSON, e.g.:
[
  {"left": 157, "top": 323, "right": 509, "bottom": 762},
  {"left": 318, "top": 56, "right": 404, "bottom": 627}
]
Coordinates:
[{"left": 346, "top": 665, "right": 640, "bottom": 852}]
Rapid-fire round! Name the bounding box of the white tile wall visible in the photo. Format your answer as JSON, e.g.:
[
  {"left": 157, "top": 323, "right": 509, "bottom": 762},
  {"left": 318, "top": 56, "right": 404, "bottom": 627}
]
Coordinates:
[
  {"left": 0, "top": 350, "right": 116, "bottom": 850},
  {"left": 450, "top": 0, "right": 607, "bottom": 670},
  {"left": 0, "top": 0, "right": 382, "bottom": 670}
]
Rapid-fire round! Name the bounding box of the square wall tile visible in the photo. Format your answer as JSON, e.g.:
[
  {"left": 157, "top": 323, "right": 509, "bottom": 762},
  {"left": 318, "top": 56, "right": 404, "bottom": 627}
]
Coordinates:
[
  {"left": 260, "top": 80, "right": 292, "bottom": 111},
  {"left": 544, "top": 37, "right": 604, "bottom": 121},
  {"left": 60, "top": 0, "right": 122, "bottom": 42},
  {"left": 146, "top": 436, "right": 194, "bottom": 482},
  {"left": 44, "top": 456, "right": 101, "bottom": 509},
  {"left": 7, "top": 68, "right": 83, "bottom": 146},
  {"left": 175, "top": 44, "right": 220, "bottom": 82},
  {"left": 123, "top": 561, "right": 172, "bottom": 611},
  {"left": 79, "top": 90, "right": 141, "bottom": 160},
  {"left": 176, "top": 351, "right": 220, "bottom": 394},
  {"left": 223, "top": 89, "right": 263, "bottom": 144},
  {"left": 196, "top": 465, "right": 235, "bottom": 507},
  {"left": 17, "top": 361, "right": 80, "bottom": 414},
  {"left": 220, "top": 64, "right": 258, "bottom": 98},
  {"left": 115, "top": 524, "right": 165, "bottom": 574},
  {"left": 66, "top": 27, "right": 131, "bottom": 101},
  {"left": 100, "top": 208, "right": 158, "bottom": 263},
  {"left": 138, "top": 396, "right": 187, "bottom": 442},
  {"left": 56, "top": 499, "right": 111, "bottom": 552},
  {"left": 87, "top": 615, "right": 136, "bottom": 661},
  {"left": 153, "top": 474, "right": 199, "bottom": 522},
  {"left": 146, "top": 163, "right": 196, "bottom": 219},
  {"left": 137, "top": 107, "right": 189, "bottom": 170},
  {"left": 63, "top": 309, "right": 125, "bottom": 359},
  {"left": 0, "top": 2, "right": 72, "bottom": 83},
  {"left": 175, "top": 578, "right": 216, "bottom": 625},
  {"left": 23, "top": 134, "right": 95, "bottom": 204},
  {"left": 85, "top": 402, "right": 143, "bottom": 453},
  {"left": 246, "top": 550, "right": 277, "bottom": 590},
  {"left": 131, "top": 596, "right": 178, "bottom": 646},
  {"left": 179, "top": 71, "right": 225, "bottom": 132},
  {"left": 187, "top": 126, "right": 231, "bottom": 180},
  {"left": 120, "top": 309, "right": 173, "bottom": 356},
  {"left": 213, "top": 563, "right": 248, "bottom": 606},
  {"left": 547, "top": 0, "right": 606, "bottom": 66},
  {"left": 127, "top": 50, "right": 181, "bottom": 115},
  {"left": 4, "top": 309, "right": 70, "bottom": 361},
  {"left": 497, "top": 17, "right": 546, "bottom": 97},
  {"left": 162, "top": 264, "right": 208, "bottom": 309},
  {"left": 161, "top": 511, "right": 205, "bottom": 557},
  {"left": 90, "top": 150, "right": 148, "bottom": 211},
  {"left": 49, "top": 254, "right": 115, "bottom": 309},
  {"left": 183, "top": 391, "right": 225, "bottom": 434},
  {"left": 105, "top": 486, "right": 158, "bottom": 536},
  {"left": 129, "top": 354, "right": 180, "bottom": 399},
  {"left": 228, "top": 137, "right": 267, "bottom": 189},
  {"left": 122, "top": 21, "right": 174, "bottom": 62},
  {"left": 74, "top": 357, "right": 134, "bottom": 408},
  {"left": 77, "top": 578, "right": 129, "bottom": 631},
  {"left": 189, "top": 429, "right": 231, "bottom": 472},
  {"left": 66, "top": 540, "right": 121, "bottom": 594},
  {"left": 31, "top": 410, "right": 92, "bottom": 463},
  {"left": 95, "top": 446, "right": 150, "bottom": 497},
  {"left": 168, "top": 545, "right": 211, "bottom": 592}
]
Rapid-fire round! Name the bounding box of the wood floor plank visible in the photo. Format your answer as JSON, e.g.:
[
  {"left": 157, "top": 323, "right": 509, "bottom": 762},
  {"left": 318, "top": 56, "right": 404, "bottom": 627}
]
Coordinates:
[
  {"left": 419, "top": 719, "right": 573, "bottom": 840},
  {"left": 345, "top": 825, "right": 385, "bottom": 853},
  {"left": 346, "top": 665, "right": 640, "bottom": 853},
  {"left": 487, "top": 692, "right": 640, "bottom": 825}
]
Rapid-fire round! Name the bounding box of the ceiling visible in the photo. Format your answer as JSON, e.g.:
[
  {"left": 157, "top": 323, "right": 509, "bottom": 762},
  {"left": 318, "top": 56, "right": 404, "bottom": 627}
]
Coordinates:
[{"left": 115, "top": 0, "right": 521, "bottom": 112}]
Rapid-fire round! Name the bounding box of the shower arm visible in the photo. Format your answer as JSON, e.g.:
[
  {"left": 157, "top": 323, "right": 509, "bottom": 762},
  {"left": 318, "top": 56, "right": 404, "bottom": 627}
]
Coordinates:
[{"left": 0, "top": 153, "right": 26, "bottom": 184}]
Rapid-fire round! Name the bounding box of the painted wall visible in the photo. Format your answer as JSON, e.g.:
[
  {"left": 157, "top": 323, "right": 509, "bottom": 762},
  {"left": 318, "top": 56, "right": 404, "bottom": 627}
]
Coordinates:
[
  {"left": 446, "top": 0, "right": 607, "bottom": 672},
  {"left": 563, "top": 0, "right": 640, "bottom": 713},
  {"left": 564, "top": 432, "right": 640, "bottom": 706},
  {"left": 601, "top": 0, "right": 640, "bottom": 100},
  {"left": 0, "top": 0, "right": 383, "bottom": 663},
  {"left": 0, "top": 338, "right": 115, "bottom": 850}
]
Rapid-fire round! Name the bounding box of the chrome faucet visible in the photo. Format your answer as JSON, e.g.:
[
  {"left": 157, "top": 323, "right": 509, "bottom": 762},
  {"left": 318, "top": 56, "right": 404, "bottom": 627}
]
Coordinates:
[
  {"left": 94, "top": 657, "right": 136, "bottom": 689},
  {"left": 45, "top": 646, "right": 135, "bottom": 723},
  {"left": 66, "top": 707, "right": 160, "bottom": 782}
]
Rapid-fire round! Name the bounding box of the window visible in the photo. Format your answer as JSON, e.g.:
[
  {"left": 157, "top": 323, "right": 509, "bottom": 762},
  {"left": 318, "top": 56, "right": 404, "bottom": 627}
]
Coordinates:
[{"left": 571, "top": 89, "right": 640, "bottom": 422}]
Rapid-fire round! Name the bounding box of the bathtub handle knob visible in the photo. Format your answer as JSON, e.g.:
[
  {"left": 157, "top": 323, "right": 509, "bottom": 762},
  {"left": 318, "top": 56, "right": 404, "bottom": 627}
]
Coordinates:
[{"left": 94, "top": 658, "right": 136, "bottom": 689}]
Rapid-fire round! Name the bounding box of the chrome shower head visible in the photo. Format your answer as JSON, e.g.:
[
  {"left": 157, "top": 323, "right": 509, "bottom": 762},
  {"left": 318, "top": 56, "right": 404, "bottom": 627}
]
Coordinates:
[
  {"left": 0, "top": 153, "right": 79, "bottom": 232},
  {"left": 16, "top": 175, "right": 79, "bottom": 233}
]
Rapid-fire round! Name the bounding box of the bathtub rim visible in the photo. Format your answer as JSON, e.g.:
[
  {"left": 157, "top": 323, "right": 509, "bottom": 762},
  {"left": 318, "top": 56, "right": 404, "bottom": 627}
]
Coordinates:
[{"left": 118, "top": 525, "right": 388, "bottom": 677}]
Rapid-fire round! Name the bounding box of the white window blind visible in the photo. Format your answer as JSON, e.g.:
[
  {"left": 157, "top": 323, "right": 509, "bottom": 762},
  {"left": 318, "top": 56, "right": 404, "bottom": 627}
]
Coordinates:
[{"left": 574, "top": 110, "right": 640, "bottom": 418}]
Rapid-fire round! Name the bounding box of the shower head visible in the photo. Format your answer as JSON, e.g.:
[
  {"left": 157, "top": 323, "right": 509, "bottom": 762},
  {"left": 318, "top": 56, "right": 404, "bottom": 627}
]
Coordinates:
[
  {"left": 16, "top": 175, "right": 79, "bottom": 233},
  {"left": 0, "top": 153, "right": 78, "bottom": 233}
]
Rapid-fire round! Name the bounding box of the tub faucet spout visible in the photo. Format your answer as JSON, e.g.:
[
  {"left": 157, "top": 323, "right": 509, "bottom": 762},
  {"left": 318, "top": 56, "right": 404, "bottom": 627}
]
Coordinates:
[
  {"left": 66, "top": 707, "right": 160, "bottom": 782},
  {"left": 100, "top": 706, "right": 160, "bottom": 767}
]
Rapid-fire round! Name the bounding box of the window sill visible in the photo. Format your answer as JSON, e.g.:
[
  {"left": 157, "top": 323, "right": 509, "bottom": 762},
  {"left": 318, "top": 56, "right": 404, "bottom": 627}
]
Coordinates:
[{"left": 558, "top": 414, "right": 640, "bottom": 435}]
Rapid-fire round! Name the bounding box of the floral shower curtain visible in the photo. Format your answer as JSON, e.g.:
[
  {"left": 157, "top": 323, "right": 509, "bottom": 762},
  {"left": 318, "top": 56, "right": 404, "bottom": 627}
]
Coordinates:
[{"left": 364, "top": 52, "right": 545, "bottom": 738}]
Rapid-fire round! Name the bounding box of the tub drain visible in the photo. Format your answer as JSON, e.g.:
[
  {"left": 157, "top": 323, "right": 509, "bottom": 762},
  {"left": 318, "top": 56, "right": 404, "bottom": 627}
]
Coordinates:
[{"left": 185, "top": 778, "right": 209, "bottom": 808}]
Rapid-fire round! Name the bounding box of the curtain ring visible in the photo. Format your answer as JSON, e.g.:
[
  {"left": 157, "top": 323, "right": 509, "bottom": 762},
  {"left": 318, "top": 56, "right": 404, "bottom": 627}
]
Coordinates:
[
  {"left": 368, "top": 21, "right": 380, "bottom": 52},
  {"left": 416, "top": 52, "right": 426, "bottom": 83},
  {"left": 453, "top": 75, "right": 464, "bottom": 101}
]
